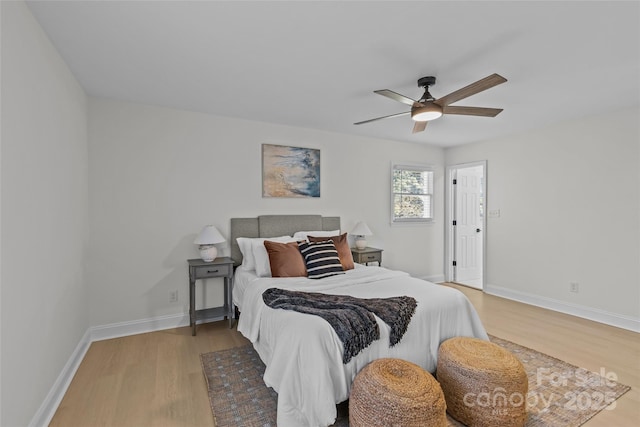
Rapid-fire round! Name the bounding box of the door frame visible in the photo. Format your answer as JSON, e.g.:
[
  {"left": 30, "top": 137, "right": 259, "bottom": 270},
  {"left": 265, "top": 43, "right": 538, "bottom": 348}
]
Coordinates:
[{"left": 445, "top": 160, "right": 487, "bottom": 287}]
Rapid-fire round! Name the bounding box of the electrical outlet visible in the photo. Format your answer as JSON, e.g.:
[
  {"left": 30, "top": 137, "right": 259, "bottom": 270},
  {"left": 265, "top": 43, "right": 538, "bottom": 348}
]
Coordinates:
[
  {"left": 569, "top": 282, "right": 579, "bottom": 293},
  {"left": 169, "top": 290, "right": 179, "bottom": 303}
]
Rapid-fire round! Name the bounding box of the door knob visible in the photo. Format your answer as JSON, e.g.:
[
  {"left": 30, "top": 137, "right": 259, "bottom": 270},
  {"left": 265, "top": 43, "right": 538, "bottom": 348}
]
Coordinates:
[{"left": 476, "top": 228, "right": 482, "bottom": 232}]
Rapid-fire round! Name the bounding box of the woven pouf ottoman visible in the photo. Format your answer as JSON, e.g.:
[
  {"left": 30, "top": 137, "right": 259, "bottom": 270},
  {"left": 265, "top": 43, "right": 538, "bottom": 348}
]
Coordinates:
[
  {"left": 349, "top": 358, "right": 447, "bottom": 427},
  {"left": 437, "top": 337, "right": 528, "bottom": 427}
]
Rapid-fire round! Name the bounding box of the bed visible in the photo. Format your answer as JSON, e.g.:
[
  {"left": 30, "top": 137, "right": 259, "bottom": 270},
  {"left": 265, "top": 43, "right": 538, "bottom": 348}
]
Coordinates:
[{"left": 231, "top": 215, "right": 488, "bottom": 427}]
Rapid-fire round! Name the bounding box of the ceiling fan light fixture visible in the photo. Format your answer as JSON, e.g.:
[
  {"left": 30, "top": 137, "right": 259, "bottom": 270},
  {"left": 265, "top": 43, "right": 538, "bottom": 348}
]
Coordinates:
[
  {"left": 411, "top": 103, "right": 443, "bottom": 122},
  {"left": 358, "top": 73, "right": 506, "bottom": 133}
]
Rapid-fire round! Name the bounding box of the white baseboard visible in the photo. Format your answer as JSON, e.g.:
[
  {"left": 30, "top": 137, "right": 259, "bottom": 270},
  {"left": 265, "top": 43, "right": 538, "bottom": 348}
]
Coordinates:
[
  {"left": 90, "top": 312, "right": 190, "bottom": 341},
  {"left": 28, "top": 329, "right": 92, "bottom": 427},
  {"left": 485, "top": 284, "right": 640, "bottom": 333}
]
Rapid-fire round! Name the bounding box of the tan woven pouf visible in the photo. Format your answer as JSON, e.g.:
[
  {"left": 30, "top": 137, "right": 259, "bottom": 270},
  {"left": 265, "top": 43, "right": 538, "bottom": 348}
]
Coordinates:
[
  {"left": 349, "top": 358, "right": 447, "bottom": 427},
  {"left": 437, "top": 337, "right": 528, "bottom": 427}
]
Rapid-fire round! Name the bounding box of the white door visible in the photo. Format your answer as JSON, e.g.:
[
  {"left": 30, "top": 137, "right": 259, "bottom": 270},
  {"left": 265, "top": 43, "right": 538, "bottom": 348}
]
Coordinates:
[{"left": 454, "top": 165, "right": 484, "bottom": 288}]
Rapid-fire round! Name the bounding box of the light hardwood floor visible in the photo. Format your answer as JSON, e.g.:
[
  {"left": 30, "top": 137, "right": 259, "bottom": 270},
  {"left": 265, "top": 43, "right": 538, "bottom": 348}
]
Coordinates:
[{"left": 50, "top": 284, "right": 639, "bottom": 426}]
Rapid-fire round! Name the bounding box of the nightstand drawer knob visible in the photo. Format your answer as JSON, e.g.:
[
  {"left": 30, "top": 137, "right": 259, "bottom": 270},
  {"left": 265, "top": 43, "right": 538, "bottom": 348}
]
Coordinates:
[
  {"left": 207, "top": 269, "right": 219, "bottom": 274},
  {"left": 367, "top": 256, "right": 375, "bottom": 259}
]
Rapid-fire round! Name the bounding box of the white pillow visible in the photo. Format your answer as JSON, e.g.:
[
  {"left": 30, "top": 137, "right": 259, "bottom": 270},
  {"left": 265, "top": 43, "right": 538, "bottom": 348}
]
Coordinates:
[
  {"left": 237, "top": 236, "right": 290, "bottom": 271},
  {"left": 292, "top": 230, "right": 340, "bottom": 241},
  {"left": 252, "top": 236, "right": 298, "bottom": 277},
  {"left": 236, "top": 237, "right": 255, "bottom": 270}
]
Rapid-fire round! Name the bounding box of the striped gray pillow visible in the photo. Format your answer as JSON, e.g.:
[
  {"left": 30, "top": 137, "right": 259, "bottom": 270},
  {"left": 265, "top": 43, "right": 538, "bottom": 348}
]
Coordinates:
[{"left": 298, "top": 240, "right": 345, "bottom": 279}]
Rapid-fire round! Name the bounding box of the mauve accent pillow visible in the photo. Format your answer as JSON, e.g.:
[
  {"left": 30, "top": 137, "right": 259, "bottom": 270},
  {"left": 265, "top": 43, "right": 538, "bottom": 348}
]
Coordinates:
[
  {"left": 264, "top": 240, "right": 308, "bottom": 278},
  {"left": 308, "top": 233, "right": 355, "bottom": 271}
]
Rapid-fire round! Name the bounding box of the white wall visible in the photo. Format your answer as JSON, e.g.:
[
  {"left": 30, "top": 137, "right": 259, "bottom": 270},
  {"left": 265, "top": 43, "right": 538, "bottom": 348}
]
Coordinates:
[
  {"left": 0, "top": 2, "right": 89, "bottom": 426},
  {"left": 446, "top": 108, "right": 640, "bottom": 325},
  {"left": 87, "top": 98, "right": 445, "bottom": 327}
]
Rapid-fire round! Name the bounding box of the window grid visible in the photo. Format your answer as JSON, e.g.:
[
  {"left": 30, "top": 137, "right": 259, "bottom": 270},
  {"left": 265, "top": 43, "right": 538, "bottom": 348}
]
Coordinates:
[{"left": 392, "top": 165, "right": 434, "bottom": 223}]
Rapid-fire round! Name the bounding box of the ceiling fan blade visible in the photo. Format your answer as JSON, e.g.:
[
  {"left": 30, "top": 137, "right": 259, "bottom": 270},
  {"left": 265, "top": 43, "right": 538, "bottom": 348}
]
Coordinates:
[
  {"left": 412, "top": 121, "right": 427, "bottom": 133},
  {"left": 374, "top": 89, "right": 420, "bottom": 107},
  {"left": 435, "top": 73, "right": 507, "bottom": 107},
  {"left": 354, "top": 111, "right": 410, "bottom": 125},
  {"left": 443, "top": 106, "right": 503, "bottom": 117}
]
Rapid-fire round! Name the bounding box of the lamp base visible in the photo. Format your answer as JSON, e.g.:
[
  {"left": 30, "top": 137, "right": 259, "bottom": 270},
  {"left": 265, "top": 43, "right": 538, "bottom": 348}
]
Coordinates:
[
  {"left": 199, "top": 245, "right": 218, "bottom": 262},
  {"left": 355, "top": 239, "right": 367, "bottom": 250}
]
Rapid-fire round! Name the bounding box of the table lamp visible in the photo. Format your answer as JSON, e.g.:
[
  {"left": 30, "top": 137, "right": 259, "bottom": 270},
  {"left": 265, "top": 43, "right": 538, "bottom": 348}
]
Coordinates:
[
  {"left": 350, "top": 221, "right": 372, "bottom": 250},
  {"left": 194, "top": 225, "right": 225, "bottom": 262}
]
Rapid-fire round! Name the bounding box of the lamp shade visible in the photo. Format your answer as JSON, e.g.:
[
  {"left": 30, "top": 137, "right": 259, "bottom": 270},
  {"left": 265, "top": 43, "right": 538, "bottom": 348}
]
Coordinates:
[
  {"left": 194, "top": 225, "right": 225, "bottom": 245},
  {"left": 350, "top": 221, "right": 372, "bottom": 237}
]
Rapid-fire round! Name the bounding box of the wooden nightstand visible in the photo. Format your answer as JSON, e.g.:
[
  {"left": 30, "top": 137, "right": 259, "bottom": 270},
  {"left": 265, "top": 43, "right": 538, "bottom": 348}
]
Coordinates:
[
  {"left": 351, "top": 247, "right": 383, "bottom": 266},
  {"left": 188, "top": 257, "right": 234, "bottom": 336}
]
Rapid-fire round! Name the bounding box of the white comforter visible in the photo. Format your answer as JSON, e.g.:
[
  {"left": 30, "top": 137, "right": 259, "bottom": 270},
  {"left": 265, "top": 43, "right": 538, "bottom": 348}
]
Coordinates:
[{"left": 236, "top": 266, "right": 488, "bottom": 427}]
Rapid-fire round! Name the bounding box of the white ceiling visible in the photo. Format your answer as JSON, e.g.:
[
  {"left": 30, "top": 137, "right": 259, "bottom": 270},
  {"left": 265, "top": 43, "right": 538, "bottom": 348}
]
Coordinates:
[{"left": 26, "top": 1, "right": 639, "bottom": 147}]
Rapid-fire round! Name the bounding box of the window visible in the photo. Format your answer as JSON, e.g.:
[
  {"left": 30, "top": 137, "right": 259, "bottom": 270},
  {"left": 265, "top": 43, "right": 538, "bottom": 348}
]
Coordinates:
[{"left": 392, "top": 164, "right": 434, "bottom": 223}]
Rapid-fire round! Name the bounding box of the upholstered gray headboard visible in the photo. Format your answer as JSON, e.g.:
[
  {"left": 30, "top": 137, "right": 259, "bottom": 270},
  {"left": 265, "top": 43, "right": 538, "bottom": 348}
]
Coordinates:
[{"left": 230, "top": 215, "right": 340, "bottom": 265}]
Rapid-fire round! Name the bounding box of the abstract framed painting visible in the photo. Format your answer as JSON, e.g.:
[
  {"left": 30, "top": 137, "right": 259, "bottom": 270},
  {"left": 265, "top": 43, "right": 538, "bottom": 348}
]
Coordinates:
[{"left": 262, "top": 144, "right": 320, "bottom": 198}]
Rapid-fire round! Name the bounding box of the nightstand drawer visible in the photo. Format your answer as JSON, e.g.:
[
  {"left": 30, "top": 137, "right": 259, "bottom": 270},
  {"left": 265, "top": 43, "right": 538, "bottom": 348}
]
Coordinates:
[
  {"left": 360, "top": 253, "right": 381, "bottom": 264},
  {"left": 192, "top": 263, "right": 232, "bottom": 279},
  {"left": 351, "top": 247, "right": 383, "bottom": 266}
]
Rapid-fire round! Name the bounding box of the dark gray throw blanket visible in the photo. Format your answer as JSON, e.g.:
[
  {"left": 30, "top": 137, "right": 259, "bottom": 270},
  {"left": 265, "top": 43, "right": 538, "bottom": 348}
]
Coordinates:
[{"left": 262, "top": 288, "right": 417, "bottom": 363}]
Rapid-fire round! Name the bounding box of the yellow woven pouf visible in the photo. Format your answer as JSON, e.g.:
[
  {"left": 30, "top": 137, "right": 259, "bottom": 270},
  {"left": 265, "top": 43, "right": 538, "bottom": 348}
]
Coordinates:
[
  {"left": 349, "top": 358, "right": 447, "bottom": 427},
  {"left": 437, "top": 337, "right": 528, "bottom": 427}
]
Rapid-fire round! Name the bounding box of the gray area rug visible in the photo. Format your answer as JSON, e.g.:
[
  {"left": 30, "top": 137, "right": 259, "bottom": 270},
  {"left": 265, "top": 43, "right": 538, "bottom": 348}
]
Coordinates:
[{"left": 200, "top": 336, "right": 630, "bottom": 426}]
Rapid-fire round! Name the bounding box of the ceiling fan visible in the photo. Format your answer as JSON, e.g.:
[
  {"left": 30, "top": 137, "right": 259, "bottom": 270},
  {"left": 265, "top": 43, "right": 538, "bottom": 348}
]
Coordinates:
[{"left": 354, "top": 73, "right": 507, "bottom": 133}]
